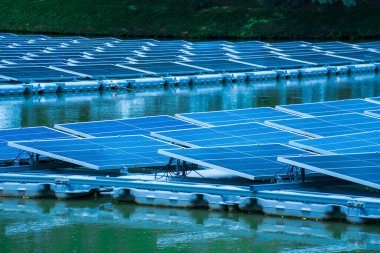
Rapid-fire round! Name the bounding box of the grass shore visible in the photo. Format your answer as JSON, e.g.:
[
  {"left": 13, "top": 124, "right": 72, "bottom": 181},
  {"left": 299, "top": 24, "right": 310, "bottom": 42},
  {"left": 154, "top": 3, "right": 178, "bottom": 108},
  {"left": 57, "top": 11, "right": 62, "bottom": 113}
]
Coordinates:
[{"left": 1, "top": 0, "right": 379, "bottom": 41}]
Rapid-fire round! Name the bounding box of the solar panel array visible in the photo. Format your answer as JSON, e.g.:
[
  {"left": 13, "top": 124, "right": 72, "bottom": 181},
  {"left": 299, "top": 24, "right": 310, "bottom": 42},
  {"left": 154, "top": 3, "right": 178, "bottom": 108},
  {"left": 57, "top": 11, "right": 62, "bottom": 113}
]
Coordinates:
[
  {"left": 176, "top": 107, "right": 301, "bottom": 127},
  {"left": 55, "top": 115, "right": 200, "bottom": 137},
  {"left": 0, "top": 33, "right": 379, "bottom": 83},
  {"left": 151, "top": 122, "right": 306, "bottom": 148},
  {"left": 159, "top": 144, "right": 311, "bottom": 180},
  {"left": 265, "top": 113, "right": 380, "bottom": 138},
  {"left": 10, "top": 135, "right": 177, "bottom": 170},
  {"left": 0, "top": 126, "right": 76, "bottom": 163},
  {"left": 278, "top": 153, "right": 380, "bottom": 190}
]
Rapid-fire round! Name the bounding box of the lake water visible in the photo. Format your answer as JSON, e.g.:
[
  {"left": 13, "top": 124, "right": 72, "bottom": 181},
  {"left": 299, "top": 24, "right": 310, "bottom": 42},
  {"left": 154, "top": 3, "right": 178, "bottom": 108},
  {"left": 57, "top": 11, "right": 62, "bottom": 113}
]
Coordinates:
[{"left": 1, "top": 73, "right": 380, "bottom": 252}]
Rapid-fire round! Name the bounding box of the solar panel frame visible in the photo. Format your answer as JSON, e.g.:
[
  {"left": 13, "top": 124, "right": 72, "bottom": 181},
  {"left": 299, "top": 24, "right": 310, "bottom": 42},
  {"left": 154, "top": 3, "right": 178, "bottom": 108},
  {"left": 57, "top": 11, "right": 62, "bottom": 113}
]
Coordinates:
[
  {"left": 278, "top": 153, "right": 380, "bottom": 190},
  {"left": 9, "top": 135, "right": 177, "bottom": 170},
  {"left": 159, "top": 143, "right": 312, "bottom": 180},
  {"left": 0, "top": 126, "right": 77, "bottom": 163}
]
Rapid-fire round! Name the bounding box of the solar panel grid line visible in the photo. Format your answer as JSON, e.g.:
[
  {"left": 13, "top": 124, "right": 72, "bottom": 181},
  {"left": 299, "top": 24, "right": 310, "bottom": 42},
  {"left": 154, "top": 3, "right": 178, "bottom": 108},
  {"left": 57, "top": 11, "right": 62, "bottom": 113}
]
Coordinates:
[{"left": 277, "top": 154, "right": 380, "bottom": 190}]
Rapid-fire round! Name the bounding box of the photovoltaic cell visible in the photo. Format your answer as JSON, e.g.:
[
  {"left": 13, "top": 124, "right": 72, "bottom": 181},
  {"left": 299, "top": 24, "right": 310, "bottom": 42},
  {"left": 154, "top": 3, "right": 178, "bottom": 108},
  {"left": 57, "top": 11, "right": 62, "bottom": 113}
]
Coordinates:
[
  {"left": 176, "top": 107, "right": 301, "bottom": 127},
  {"left": 151, "top": 122, "right": 306, "bottom": 148},
  {"left": 276, "top": 99, "right": 380, "bottom": 117},
  {"left": 278, "top": 153, "right": 380, "bottom": 190},
  {"left": 55, "top": 115, "right": 200, "bottom": 138},
  {"left": 265, "top": 113, "right": 380, "bottom": 138},
  {"left": 9, "top": 135, "right": 177, "bottom": 170},
  {"left": 159, "top": 144, "right": 312, "bottom": 180}
]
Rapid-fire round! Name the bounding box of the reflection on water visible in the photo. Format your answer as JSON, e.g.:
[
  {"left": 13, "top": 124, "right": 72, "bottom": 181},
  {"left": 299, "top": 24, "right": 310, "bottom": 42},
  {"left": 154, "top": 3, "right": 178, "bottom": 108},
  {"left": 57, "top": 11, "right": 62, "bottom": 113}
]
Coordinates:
[
  {"left": 1, "top": 73, "right": 380, "bottom": 129},
  {"left": 0, "top": 198, "right": 379, "bottom": 253}
]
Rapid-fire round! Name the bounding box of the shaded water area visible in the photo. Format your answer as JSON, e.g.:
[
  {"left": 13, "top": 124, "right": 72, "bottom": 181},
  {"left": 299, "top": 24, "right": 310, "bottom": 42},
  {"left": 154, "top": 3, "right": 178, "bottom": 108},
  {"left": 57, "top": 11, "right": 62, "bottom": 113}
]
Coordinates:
[{"left": 1, "top": 73, "right": 380, "bottom": 252}]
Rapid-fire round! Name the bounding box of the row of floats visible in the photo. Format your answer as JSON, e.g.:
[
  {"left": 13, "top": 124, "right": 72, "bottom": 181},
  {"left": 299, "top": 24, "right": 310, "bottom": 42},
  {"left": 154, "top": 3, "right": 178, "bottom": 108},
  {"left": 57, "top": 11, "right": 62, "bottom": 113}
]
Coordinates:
[
  {"left": 0, "top": 170, "right": 379, "bottom": 224},
  {"left": 0, "top": 63, "right": 378, "bottom": 95}
]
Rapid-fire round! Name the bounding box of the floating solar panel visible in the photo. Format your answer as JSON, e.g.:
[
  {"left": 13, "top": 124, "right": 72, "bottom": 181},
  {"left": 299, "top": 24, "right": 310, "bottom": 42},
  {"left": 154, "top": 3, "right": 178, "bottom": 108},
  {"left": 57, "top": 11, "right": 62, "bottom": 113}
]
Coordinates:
[
  {"left": 289, "top": 54, "right": 356, "bottom": 66},
  {"left": 51, "top": 64, "right": 146, "bottom": 79},
  {"left": 0, "top": 66, "right": 85, "bottom": 82},
  {"left": 159, "top": 144, "right": 311, "bottom": 180},
  {"left": 236, "top": 56, "right": 309, "bottom": 69},
  {"left": 176, "top": 107, "right": 301, "bottom": 127},
  {"left": 122, "top": 62, "right": 205, "bottom": 75},
  {"left": 276, "top": 99, "right": 380, "bottom": 117},
  {"left": 151, "top": 122, "right": 306, "bottom": 148},
  {"left": 290, "top": 131, "right": 380, "bottom": 155},
  {"left": 9, "top": 135, "right": 177, "bottom": 170},
  {"left": 278, "top": 153, "right": 380, "bottom": 190},
  {"left": 0, "top": 126, "right": 76, "bottom": 163},
  {"left": 55, "top": 115, "right": 200, "bottom": 138},
  {"left": 265, "top": 113, "right": 380, "bottom": 138},
  {"left": 184, "top": 59, "right": 257, "bottom": 72}
]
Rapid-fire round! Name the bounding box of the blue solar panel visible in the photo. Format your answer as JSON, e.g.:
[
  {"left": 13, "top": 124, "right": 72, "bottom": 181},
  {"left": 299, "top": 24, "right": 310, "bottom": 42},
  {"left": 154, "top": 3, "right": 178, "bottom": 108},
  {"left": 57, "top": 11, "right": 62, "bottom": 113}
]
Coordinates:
[
  {"left": 237, "top": 57, "right": 308, "bottom": 69},
  {"left": 266, "top": 113, "right": 380, "bottom": 138},
  {"left": 278, "top": 153, "right": 380, "bottom": 190},
  {"left": 122, "top": 62, "right": 204, "bottom": 75},
  {"left": 290, "top": 131, "right": 380, "bottom": 155},
  {"left": 51, "top": 64, "right": 146, "bottom": 79},
  {"left": 55, "top": 115, "right": 200, "bottom": 138},
  {"left": 184, "top": 59, "right": 257, "bottom": 72},
  {"left": 289, "top": 54, "right": 355, "bottom": 66},
  {"left": 10, "top": 135, "right": 177, "bottom": 170},
  {"left": 276, "top": 99, "right": 380, "bottom": 117},
  {"left": 176, "top": 107, "right": 300, "bottom": 127},
  {"left": 0, "top": 66, "right": 84, "bottom": 82},
  {"left": 152, "top": 122, "right": 306, "bottom": 148},
  {"left": 159, "top": 144, "right": 311, "bottom": 180},
  {"left": 0, "top": 126, "right": 76, "bottom": 163}
]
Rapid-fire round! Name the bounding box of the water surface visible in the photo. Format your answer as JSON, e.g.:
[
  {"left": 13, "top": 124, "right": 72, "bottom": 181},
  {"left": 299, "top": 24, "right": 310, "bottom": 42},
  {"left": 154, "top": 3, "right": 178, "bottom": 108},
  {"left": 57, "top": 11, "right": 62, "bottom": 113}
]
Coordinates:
[{"left": 1, "top": 73, "right": 380, "bottom": 252}]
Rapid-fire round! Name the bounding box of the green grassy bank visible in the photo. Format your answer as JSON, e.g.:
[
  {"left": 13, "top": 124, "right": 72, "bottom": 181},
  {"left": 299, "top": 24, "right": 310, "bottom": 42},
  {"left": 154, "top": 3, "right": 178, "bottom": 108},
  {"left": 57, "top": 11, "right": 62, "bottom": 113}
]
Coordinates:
[{"left": 0, "top": 0, "right": 379, "bottom": 40}]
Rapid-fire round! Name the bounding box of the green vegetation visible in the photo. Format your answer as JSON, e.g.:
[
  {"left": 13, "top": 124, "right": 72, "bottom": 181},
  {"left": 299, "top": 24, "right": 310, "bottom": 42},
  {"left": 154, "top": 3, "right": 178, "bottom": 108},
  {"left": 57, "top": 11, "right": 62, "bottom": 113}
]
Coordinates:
[{"left": 0, "top": 0, "right": 379, "bottom": 40}]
